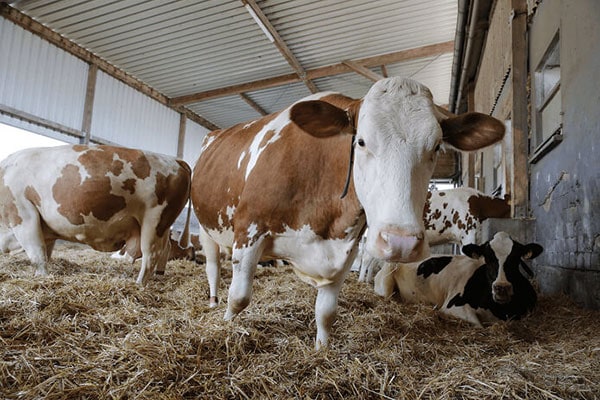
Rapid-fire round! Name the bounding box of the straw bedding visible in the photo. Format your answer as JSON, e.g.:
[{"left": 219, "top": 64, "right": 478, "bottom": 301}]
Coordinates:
[{"left": 1, "top": 243, "right": 599, "bottom": 399}]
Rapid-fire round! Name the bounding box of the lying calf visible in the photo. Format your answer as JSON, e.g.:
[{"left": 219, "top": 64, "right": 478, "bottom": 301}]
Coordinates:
[{"left": 374, "top": 232, "right": 543, "bottom": 326}]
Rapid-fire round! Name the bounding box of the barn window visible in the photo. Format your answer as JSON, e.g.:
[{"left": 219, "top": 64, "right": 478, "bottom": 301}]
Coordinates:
[{"left": 531, "top": 33, "right": 562, "bottom": 163}]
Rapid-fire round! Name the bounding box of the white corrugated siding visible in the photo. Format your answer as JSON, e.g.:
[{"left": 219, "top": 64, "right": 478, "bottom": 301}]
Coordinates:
[
  {"left": 183, "top": 119, "right": 209, "bottom": 167},
  {"left": 8, "top": 0, "right": 457, "bottom": 131},
  {"left": 17, "top": 0, "right": 294, "bottom": 98},
  {"left": 91, "top": 70, "right": 180, "bottom": 156},
  {"left": 244, "top": 82, "right": 313, "bottom": 113},
  {"left": 0, "top": 18, "right": 88, "bottom": 132},
  {"left": 187, "top": 96, "right": 262, "bottom": 129},
  {"left": 263, "top": 0, "right": 457, "bottom": 69}
]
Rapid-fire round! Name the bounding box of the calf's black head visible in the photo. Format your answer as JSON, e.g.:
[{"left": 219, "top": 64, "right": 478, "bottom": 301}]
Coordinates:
[{"left": 462, "top": 232, "right": 543, "bottom": 304}]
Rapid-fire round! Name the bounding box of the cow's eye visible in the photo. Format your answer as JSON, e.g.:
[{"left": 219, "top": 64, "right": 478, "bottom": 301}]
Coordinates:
[{"left": 357, "top": 138, "right": 365, "bottom": 147}]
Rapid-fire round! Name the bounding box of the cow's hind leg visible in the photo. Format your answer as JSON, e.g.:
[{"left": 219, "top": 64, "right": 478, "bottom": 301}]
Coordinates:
[
  {"left": 200, "top": 228, "right": 221, "bottom": 307},
  {"left": 44, "top": 239, "right": 56, "bottom": 259},
  {"left": 224, "top": 239, "right": 264, "bottom": 320},
  {"left": 137, "top": 223, "right": 169, "bottom": 286},
  {"left": 10, "top": 211, "right": 49, "bottom": 276}
]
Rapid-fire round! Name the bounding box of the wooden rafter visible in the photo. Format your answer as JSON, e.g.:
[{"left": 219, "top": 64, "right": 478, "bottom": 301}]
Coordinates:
[
  {"left": 241, "top": 0, "right": 318, "bottom": 94},
  {"left": 380, "top": 65, "right": 389, "bottom": 78},
  {"left": 239, "top": 93, "right": 268, "bottom": 116},
  {"left": 170, "top": 41, "right": 454, "bottom": 106},
  {"left": 341, "top": 60, "right": 384, "bottom": 82}
]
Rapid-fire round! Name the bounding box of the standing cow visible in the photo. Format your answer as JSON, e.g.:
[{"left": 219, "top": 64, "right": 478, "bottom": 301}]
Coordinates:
[
  {"left": 191, "top": 77, "right": 505, "bottom": 348},
  {"left": 358, "top": 187, "right": 511, "bottom": 283},
  {"left": 0, "top": 145, "right": 191, "bottom": 285},
  {"left": 374, "top": 231, "right": 543, "bottom": 325}
]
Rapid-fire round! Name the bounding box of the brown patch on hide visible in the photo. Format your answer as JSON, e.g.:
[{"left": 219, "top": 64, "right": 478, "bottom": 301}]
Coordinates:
[{"left": 53, "top": 164, "right": 126, "bottom": 225}]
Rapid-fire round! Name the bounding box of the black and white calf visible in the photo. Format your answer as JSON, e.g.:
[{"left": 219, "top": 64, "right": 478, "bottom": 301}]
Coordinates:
[{"left": 374, "top": 232, "right": 543, "bottom": 326}]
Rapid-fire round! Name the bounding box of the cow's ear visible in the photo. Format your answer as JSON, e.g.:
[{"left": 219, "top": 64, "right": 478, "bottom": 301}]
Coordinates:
[
  {"left": 462, "top": 244, "right": 483, "bottom": 259},
  {"left": 521, "top": 243, "right": 543, "bottom": 260},
  {"left": 290, "top": 100, "right": 355, "bottom": 138},
  {"left": 440, "top": 112, "right": 505, "bottom": 151}
]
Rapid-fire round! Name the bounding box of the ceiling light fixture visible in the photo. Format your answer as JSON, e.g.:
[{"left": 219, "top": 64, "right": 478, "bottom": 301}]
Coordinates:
[{"left": 244, "top": 4, "right": 275, "bottom": 43}]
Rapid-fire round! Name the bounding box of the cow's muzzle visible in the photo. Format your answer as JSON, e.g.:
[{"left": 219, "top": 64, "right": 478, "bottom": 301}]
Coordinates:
[
  {"left": 373, "top": 228, "right": 427, "bottom": 262},
  {"left": 492, "top": 282, "right": 513, "bottom": 304}
]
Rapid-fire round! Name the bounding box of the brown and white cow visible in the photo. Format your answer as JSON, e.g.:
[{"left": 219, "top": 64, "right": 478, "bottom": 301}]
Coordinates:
[
  {"left": 191, "top": 77, "right": 505, "bottom": 348},
  {"left": 374, "top": 232, "right": 543, "bottom": 326},
  {"left": 424, "top": 187, "right": 511, "bottom": 246},
  {"left": 111, "top": 204, "right": 196, "bottom": 266},
  {"left": 0, "top": 145, "right": 191, "bottom": 285},
  {"left": 358, "top": 187, "right": 511, "bottom": 283}
]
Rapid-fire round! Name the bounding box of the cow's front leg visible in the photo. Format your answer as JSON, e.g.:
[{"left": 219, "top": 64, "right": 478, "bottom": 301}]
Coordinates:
[
  {"left": 224, "top": 241, "right": 263, "bottom": 320},
  {"left": 314, "top": 280, "right": 344, "bottom": 350},
  {"left": 442, "top": 303, "right": 484, "bottom": 327}
]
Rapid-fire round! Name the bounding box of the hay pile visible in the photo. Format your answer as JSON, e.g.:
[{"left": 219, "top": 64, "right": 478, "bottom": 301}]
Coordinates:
[{"left": 1, "top": 244, "right": 599, "bottom": 399}]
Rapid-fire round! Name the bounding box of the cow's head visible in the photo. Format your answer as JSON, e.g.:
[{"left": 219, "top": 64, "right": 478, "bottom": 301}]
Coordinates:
[
  {"left": 462, "top": 231, "right": 543, "bottom": 304},
  {"left": 290, "top": 77, "right": 505, "bottom": 262}
]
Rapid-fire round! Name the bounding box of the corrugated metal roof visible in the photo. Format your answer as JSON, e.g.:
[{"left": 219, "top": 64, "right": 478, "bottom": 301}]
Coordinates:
[{"left": 8, "top": 0, "right": 457, "bottom": 130}]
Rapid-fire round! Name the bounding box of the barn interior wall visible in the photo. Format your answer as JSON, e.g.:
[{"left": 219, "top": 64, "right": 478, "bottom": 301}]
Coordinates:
[
  {"left": 469, "top": 0, "right": 600, "bottom": 309},
  {"left": 91, "top": 71, "right": 180, "bottom": 156},
  {"left": 182, "top": 120, "right": 210, "bottom": 167},
  {"left": 0, "top": 18, "right": 87, "bottom": 139},
  {"left": 0, "top": 15, "right": 190, "bottom": 160},
  {"left": 528, "top": 0, "right": 600, "bottom": 308}
]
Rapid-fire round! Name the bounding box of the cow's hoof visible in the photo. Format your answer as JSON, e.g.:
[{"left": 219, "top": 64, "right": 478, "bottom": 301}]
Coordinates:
[{"left": 224, "top": 309, "right": 238, "bottom": 321}]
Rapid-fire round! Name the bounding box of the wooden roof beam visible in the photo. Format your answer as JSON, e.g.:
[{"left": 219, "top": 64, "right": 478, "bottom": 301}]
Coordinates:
[
  {"left": 241, "top": 0, "right": 318, "bottom": 93},
  {"left": 170, "top": 41, "right": 454, "bottom": 106},
  {"left": 239, "top": 93, "right": 268, "bottom": 116},
  {"left": 341, "top": 60, "right": 384, "bottom": 82}
]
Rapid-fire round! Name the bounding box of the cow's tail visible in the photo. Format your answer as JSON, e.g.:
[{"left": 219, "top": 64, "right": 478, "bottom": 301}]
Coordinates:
[{"left": 179, "top": 198, "right": 192, "bottom": 249}]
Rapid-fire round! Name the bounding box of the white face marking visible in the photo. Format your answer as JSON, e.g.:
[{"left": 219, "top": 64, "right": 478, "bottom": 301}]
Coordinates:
[
  {"left": 353, "top": 79, "right": 441, "bottom": 259},
  {"left": 489, "top": 231, "right": 513, "bottom": 285}
]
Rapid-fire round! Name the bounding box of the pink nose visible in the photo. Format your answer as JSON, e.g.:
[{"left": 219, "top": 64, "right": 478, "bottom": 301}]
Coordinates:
[{"left": 375, "top": 228, "right": 425, "bottom": 262}]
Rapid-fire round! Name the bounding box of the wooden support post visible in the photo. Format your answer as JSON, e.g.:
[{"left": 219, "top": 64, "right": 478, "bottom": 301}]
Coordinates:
[
  {"left": 177, "top": 113, "right": 186, "bottom": 159},
  {"left": 510, "top": 0, "right": 529, "bottom": 218},
  {"left": 81, "top": 64, "right": 97, "bottom": 145},
  {"left": 466, "top": 83, "right": 476, "bottom": 188}
]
